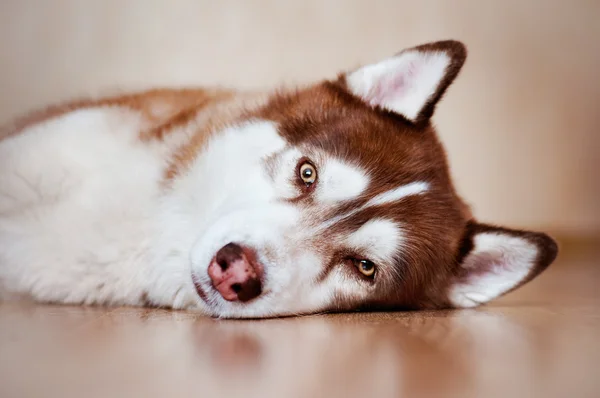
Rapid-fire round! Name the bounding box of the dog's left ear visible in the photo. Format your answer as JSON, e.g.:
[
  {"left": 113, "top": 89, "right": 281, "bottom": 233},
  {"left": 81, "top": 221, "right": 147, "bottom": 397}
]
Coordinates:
[
  {"left": 448, "top": 222, "right": 558, "bottom": 308},
  {"left": 342, "top": 40, "right": 467, "bottom": 124}
]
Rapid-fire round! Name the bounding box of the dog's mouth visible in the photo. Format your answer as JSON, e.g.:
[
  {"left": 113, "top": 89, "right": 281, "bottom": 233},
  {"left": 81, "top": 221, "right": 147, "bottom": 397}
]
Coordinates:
[{"left": 192, "top": 274, "right": 210, "bottom": 304}]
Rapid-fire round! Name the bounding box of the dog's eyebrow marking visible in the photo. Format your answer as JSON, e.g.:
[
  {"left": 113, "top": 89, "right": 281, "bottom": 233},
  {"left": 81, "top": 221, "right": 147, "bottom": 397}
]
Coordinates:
[
  {"left": 345, "top": 218, "right": 402, "bottom": 263},
  {"left": 316, "top": 159, "right": 370, "bottom": 203},
  {"left": 366, "top": 181, "right": 429, "bottom": 207},
  {"left": 316, "top": 181, "right": 429, "bottom": 232}
]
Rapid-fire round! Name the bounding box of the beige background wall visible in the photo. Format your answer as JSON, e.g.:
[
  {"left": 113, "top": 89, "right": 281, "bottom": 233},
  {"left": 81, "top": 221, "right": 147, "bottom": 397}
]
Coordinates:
[{"left": 0, "top": 0, "right": 598, "bottom": 234}]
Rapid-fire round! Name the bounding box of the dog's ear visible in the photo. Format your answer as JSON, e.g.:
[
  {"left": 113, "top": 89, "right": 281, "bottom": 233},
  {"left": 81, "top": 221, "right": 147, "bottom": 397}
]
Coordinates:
[
  {"left": 342, "top": 40, "right": 466, "bottom": 124},
  {"left": 448, "top": 222, "right": 558, "bottom": 308}
]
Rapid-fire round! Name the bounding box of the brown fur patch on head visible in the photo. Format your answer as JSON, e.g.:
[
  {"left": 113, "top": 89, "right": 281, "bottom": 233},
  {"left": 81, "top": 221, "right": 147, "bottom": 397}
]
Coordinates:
[{"left": 250, "top": 80, "right": 474, "bottom": 310}]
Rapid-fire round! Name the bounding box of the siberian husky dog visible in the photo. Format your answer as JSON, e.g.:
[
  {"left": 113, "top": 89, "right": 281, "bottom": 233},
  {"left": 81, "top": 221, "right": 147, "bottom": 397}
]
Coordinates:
[{"left": 0, "top": 40, "right": 557, "bottom": 318}]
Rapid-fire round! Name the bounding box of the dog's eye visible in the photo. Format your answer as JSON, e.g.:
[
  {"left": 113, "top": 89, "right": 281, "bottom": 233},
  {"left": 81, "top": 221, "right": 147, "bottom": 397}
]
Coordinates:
[
  {"left": 299, "top": 162, "right": 317, "bottom": 185},
  {"left": 354, "top": 259, "right": 376, "bottom": 277}
]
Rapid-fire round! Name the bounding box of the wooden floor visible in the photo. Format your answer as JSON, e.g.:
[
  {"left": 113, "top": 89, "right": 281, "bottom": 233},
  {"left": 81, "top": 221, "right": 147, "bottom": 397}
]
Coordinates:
[{"left": 0, "top": 240, "right": 598, "bottom": 398}]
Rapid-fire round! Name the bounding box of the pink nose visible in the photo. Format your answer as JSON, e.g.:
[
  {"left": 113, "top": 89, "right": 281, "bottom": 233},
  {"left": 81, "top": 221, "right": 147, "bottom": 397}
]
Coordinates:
[{"left": 207, "top": 243, "right": 263, "bottom": 302}]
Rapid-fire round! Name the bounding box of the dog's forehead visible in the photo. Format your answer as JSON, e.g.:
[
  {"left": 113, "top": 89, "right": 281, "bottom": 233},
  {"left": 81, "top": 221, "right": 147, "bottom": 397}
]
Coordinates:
[{"left": 260, "top": 83, "right": 449, "bottom": 184}]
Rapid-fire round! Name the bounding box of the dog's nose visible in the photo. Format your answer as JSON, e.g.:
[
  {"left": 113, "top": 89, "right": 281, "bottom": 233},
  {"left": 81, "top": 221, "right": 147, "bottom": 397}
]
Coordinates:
[{"left": 207, "top": 243, "right": 263, "bottom": 302}]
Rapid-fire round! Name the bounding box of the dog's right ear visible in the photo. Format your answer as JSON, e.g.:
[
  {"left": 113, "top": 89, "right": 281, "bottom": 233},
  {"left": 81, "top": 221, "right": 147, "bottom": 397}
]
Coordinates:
[{"left": 340, "top": 40, "right": 467, "bottom": 124}]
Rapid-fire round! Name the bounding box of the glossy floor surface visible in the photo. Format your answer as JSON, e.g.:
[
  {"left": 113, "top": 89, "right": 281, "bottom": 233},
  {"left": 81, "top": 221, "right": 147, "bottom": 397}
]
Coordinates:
[{"left": 1, "top": 241, "right": 598, "bottom": 398}]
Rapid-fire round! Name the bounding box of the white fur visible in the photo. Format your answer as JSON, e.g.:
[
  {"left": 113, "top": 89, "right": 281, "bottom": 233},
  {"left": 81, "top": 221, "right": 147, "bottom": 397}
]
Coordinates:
[
  {"left": 346, "top": 218, "right": 402, "bottom": 264},
  {"left": 0, "top": 107, "right": 177, "bottom": 306},
  {"left": 158, "top": 120, "right": 301, "bottom": 315},
  {"left": 449, "top": 233, "right": 538, "bottom": 308},
  {"left": 366, "top": 181, "right": 429, "bottom": 207},
  {"left": 346, "top": 51, "right": 450, "bottom": 121},
  {"left": 163, "top": 121, "right": 343, "bottom": 318},
  {"left": 270, "top": 148, "right": 305, "bottom": 200},
  {"left": 320, "top": 267, "right": 371, "bottom": 303},
  {"left": 315, "top": 159, "right": 370, "bottom": 203},
  {"left": 0, "top": 107, "right": 415, "bottom": 318}
]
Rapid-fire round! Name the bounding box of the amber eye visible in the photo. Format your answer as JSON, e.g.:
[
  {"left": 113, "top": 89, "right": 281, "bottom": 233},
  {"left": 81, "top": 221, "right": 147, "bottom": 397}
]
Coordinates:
[
  {"left": 355, "top": 259, "right": 376, "bottom": 277},
  {"left": 299, "top": 162, "right": 317, "bottom": 185}
]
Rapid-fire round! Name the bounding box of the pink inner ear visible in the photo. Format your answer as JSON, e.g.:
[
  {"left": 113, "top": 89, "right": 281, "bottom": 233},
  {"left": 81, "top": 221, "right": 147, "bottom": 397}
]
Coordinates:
[
  {"left": 365, "top": 59, "right": 422, "bottom": 108},
  {"left": 458, "top": 251, "right": 511, "bottom": 282},
  {"left": 449, "top": 231, "right": 543, "bottom": 307}
]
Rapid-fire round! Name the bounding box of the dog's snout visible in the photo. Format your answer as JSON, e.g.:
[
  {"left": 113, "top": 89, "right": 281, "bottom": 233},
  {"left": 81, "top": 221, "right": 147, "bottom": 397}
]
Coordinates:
[{"left": 208, "top": 243, "right": 263, "bottom": 302}]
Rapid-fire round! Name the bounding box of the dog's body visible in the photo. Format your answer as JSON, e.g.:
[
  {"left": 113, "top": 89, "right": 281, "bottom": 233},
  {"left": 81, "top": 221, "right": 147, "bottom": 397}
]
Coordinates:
[{"left": 0, "top": 41, "right": 557, "bottom": 318}]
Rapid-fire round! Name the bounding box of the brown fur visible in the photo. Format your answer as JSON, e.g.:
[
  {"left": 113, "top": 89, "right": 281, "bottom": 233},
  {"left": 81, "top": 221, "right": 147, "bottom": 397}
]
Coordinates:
[
  {"left": 1, "top": 40, "right": 558, "bottom": 314},
  {"left": 245, "top": 41, "right": 556, "bottom": 311},
  {"left": 2, "top": 88, "right": 227, "bottom": 140},
  {"left": 162, "top": 91, "right": 269, "bottom": 182},
  {"left": 249, "top": 81, "right": 471, "bottom": 310},
  {"left": 1, "top": 87, "right": 268, "bottom": 183}
]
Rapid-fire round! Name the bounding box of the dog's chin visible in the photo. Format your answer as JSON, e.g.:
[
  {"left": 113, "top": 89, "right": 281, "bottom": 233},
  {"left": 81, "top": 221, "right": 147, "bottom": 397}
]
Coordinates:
[
  {"left": 190, "top": 273, "right": 281, "bottom": 319},
  {"left": 189, "top": 275, "right": 317, "bottom": 319},
  {"left": 190, "top": 278, "right": 228, "bottom": 317}
]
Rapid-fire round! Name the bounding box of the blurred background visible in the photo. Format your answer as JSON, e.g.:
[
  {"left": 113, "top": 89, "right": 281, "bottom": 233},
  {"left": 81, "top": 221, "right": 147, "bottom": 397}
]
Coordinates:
[{"left": 0, "top": 0, "right": 598, "bottom": 237}]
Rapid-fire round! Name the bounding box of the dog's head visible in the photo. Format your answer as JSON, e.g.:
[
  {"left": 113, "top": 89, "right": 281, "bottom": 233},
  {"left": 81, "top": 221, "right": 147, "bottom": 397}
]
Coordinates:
[{"left": 186, "top": 40, "right": 557, "bottom": 318}]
